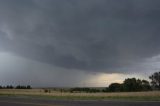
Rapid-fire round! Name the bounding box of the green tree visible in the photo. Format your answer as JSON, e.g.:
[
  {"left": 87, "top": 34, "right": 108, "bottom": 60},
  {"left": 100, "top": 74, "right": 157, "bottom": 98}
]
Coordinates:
[
  {"left": 141, "top": 80, "right": 152, "bottom": 91},
  {"left": 123, "top": 78, "right": 135, "bottom": 91},
  {"left": 108, "top": 83, "right": 123, "bottom": 92},
  {"left": 123, "top": 78, "right": 152, "bottom": 92},
  {"left": 105, "top": 78, "right": 151, "bottom": 92},
  {"left": 27, "top": 85, "right": 32, "bottom": 89},
  {"left": 123, "top": 78, "right": 142, "bottom": 92},
  {"left": 149, "top": 72, "right": 160, "bottom": 90}
]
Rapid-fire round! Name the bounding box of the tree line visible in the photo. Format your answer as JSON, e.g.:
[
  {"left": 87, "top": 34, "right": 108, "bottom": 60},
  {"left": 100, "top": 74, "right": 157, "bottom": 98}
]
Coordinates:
[
  {"left": 70, "top": 78, "right": 152, "bottom": 93},
  {"left": 0, "top": 85, "right": 32, "bottom": 89},
  {"left": 70, "top": 71, "right": 160, "bottom": 93},
  {"left": 105, "top": 78, "right": 151, "bottom": 92},
  {"left": 0, "top": 71, "right": 160, "bottom": 92}
]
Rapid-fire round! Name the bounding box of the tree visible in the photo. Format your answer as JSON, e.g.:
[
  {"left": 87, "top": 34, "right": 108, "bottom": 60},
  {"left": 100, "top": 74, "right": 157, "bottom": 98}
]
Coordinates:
[
  {"left": 141, "top": 80, "right": 152, "bottom": 91},
  {"left": 6, "top": 85, "right": 14, "bottom": 89},
  {"left": 149, "top": 72, "right": 160, "bottom": 90},
  {"left": 123, "top": 78, "right": 151, "bottom": 92},
  {"left": 16, "top": 85, "right": 32, "bottom": 89},
  {"left": 105, "top": 78, "right": 152, "bottom": 92},
  {"left": 108, "top": 83, "right": 123, "bottom": 92},
  {"left": 123, "top": 78, "right": 140, "bottom": 92},
  {"left": 27, "top": 85, "right": 32, "bottom": 89}
]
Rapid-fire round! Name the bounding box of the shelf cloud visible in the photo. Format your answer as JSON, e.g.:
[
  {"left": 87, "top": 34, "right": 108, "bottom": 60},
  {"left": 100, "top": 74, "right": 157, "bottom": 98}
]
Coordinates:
[{"left": 0, "top": 0, "right": 160, "bottom": 86}]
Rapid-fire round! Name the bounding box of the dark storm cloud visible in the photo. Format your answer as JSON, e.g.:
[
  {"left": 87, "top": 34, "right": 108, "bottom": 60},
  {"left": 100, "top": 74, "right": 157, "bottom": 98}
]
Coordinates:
[{"left": 0, "top": 0, "right": 160, "bottom": 72}]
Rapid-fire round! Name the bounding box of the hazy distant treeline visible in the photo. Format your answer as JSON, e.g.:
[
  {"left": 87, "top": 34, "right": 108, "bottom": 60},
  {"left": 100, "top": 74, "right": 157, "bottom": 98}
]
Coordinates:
[
  {"left": 0, "top": 85, "right": 32, "bottom": 89},
  {"left": 70, "top": 71, "right": 160, "bottom": 93},
  {"left": 70, "top": 87, "right": 101, "bottom": 93},
  {"left": 70, "top": 78, "right": 152, "bottom": 93}
]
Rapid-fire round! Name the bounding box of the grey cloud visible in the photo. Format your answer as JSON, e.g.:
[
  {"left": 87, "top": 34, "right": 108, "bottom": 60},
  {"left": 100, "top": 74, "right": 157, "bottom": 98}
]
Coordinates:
[
  {"left": 0, "top": 0, "right": 160, "bottom": 72},
  {"left": 0, "top": 53, "right": 98, "bottom": 87}
]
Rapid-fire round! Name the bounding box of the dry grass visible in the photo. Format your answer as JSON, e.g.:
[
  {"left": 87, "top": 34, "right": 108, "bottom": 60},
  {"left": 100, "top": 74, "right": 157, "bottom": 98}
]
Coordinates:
[{"left": 0, "top": 89, "right": 160, "bottom": 100}]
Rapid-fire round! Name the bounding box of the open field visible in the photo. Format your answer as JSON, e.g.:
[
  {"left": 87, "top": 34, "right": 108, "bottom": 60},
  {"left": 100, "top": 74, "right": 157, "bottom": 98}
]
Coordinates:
[{"left": 0, "top": 89, "right": 160, "bottom": 101}]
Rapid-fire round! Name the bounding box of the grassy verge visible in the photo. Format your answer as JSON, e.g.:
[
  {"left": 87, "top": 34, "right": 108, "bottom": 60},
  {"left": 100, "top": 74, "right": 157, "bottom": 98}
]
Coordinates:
[
  {"left": 1, "top": 94, "right": 160, "bottom": 101},
  {"left": 0, "top": 89, "right": 160, "bottom": 101}
]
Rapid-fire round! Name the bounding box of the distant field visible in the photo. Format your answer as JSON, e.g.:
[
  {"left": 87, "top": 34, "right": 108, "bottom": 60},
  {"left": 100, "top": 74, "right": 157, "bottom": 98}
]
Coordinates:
[{"left": 0, "top": 89, "right": 160, "bottom": 101}]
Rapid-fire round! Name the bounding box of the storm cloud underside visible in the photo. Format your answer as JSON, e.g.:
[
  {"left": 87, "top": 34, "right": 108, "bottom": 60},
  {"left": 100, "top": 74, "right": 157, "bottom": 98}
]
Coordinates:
[{"left": 0, "top": 0, "right": 160, "bottom": 86}]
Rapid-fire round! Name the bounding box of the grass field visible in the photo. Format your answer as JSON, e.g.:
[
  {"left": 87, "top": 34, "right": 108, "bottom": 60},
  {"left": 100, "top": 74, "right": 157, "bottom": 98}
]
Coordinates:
[{"left": 0, "top": 89, "right": 160, "bottom": 101}]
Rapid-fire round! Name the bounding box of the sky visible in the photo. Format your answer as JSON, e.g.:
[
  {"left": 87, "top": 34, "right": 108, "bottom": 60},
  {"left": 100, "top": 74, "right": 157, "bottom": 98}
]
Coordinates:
[{"left": 0, "top": 0, "right": 160, "bottom": 87}]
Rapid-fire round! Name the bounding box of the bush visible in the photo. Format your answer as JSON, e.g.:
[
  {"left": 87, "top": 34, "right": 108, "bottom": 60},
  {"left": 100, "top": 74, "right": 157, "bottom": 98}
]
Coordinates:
[
  {"left": 44, "top": 89, "right": 51, "bottom": 93},
  {"left": 70, "top": 87, "right": 100, "bottom": 93}
]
